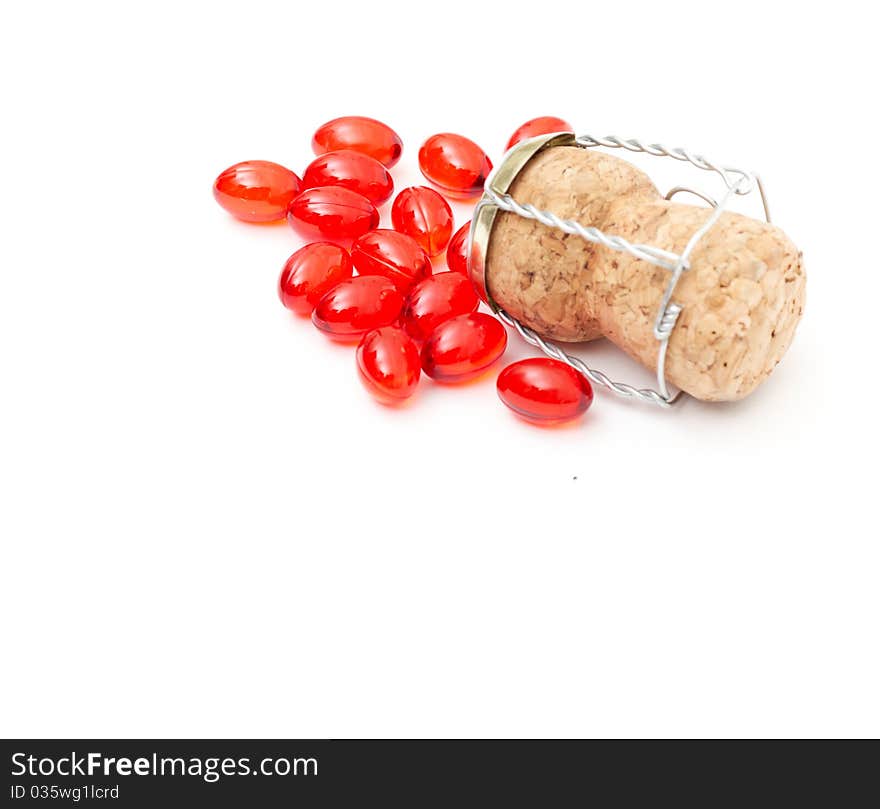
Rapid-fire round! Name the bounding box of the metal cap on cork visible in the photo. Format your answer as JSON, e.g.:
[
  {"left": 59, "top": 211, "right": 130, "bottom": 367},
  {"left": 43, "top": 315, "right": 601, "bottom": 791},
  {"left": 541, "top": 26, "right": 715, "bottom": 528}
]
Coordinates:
[{"left": 468, "top": 132, "right": 578, "bottom": 312}]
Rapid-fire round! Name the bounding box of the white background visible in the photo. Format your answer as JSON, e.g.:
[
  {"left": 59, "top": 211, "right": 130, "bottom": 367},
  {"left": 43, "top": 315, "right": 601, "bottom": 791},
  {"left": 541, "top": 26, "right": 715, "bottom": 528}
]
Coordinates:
[{"left": 2, "top": 1, "right": 878, "bottom": 738}]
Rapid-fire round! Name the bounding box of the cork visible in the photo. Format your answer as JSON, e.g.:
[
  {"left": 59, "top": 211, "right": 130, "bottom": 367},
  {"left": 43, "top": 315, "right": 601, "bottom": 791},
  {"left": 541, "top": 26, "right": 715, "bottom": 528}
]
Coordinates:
[{"left": 484, "top": 146, "right": 805, "bottom": 401}]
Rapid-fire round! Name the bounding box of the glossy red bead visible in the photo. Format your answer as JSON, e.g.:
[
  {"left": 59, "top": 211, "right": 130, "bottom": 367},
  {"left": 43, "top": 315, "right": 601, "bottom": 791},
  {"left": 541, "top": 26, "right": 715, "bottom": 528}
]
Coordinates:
[
  {"left": 287, "top": 186, "right": 379, "bottom": 244},
  {"left": 390, "top": 186, "right": 454, "bottom": 257},
  {"left": 421, "top": 313, "right": 507, "bottom": 382},
  {"left": 312, "top": 276, "right": 404, "bottom": 341},
  {"left": 278, "top": 242, "right": 353, "bottom": 315},
  {"left": 356, "top": 327, "right": 421, "bottom": 403},
  {"left": 497, "top": 358, "right": 593, "bottom": 424},
  {"left": 312, "top": 116, "right": 403, "bottom": 168},
  {"left": 302, "top": 150, "right": 394, "bottom": 205},
  {"left": 351, "top": 229, "right": 432, "bottom": 292},
  {"left": 446, "top": 221, "right": 470, "bottom": 274},
  {"left": 505, "top": 116, "right": 574, "bottom": 151},
  {"left": 213, "top": 160, "right": 302, "bottom": 222},
  {"left": 402, "top": 272, "right": 479, "bottom": 342},
  {"left": 418, "top": 133, "right": 493, "bottom": 199}
]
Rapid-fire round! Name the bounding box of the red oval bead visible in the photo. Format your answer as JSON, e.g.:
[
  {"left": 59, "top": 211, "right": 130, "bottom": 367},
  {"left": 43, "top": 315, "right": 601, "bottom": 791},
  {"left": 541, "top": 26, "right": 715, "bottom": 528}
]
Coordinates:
[
  {"left": 356, "top": 327, "right": 421, "bottom": 403},
  {"left": 390, "top": 186, "right": 454, "bottom": 257},
  {"left": 287, "top": 186, "right": 379, "bottom": 244},
  {"left": 418, "top": 134, "right": 493, "bottom": 199},
  {"left": 505, "top": 116, "right": 574, "bottom": 151},
  {"left": 312, "top": 276, "right": 404, "bottom": 341},
  {"left": 278, "top": 242, "right": 353, "bottom": 315},
  {"left": 402, "top": 272, "right": 479, "bottom": 342},
  {"left": 351, "top": 229, "right": 432, "bottom": 292},
  {"left": 312, "top": 116, "right": 403, "bottom": 168},
  {"left": 302, "top": 150, "right": 394, "bottom": 205},
  {"left": 213, "top": 160, "right": 302, "bottom": 222},
  {"left": 446, "top": 221, "right": 470, "bottom": 274},
  {"left": 421, "top": 313, "right": 507, "bottom": 382},
  {"left": 497, "top": 358, "right": 593, "bottom": 424}
]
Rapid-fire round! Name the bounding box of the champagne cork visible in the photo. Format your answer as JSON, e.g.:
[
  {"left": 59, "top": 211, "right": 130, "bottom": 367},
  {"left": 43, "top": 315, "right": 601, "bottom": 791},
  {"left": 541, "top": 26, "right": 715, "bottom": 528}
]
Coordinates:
[{"left": 478, "top": 142, "right": 805, "bottom": 401}]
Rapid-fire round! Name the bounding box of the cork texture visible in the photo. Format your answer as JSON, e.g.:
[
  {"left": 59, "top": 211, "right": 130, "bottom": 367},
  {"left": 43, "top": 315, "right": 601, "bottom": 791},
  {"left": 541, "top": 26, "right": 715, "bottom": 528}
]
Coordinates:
[{"left": 485, "top": 146, "right": 805, "bottom": 401}]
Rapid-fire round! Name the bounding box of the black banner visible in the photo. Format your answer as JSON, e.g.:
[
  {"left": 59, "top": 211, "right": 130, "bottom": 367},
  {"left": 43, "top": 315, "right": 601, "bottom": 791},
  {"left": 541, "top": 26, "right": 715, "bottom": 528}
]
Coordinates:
[{"left": 1, "top": 739, "right": 876, "bottom": 806}]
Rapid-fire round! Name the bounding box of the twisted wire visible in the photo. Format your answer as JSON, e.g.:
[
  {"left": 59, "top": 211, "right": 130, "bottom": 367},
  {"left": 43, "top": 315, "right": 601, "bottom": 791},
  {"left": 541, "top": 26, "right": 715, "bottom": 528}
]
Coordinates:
[
  {"left": 481, "top": 188, "right": 680, "bottom": 270},
  {"left": 655, "top": 302, "right": 683, "bottom": 338},
  {"left": 575, "top": 134, "right": 755, "bottom": 195},
  {"left": 496, "top": 309, "right": 677, "bottom": 408}
]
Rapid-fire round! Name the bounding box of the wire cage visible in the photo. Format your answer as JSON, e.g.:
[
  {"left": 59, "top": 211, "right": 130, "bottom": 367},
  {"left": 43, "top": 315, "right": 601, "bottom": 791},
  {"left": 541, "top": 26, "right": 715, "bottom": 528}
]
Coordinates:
[{"left": 468, "top": 132, "right": 771, "bottom": 407}]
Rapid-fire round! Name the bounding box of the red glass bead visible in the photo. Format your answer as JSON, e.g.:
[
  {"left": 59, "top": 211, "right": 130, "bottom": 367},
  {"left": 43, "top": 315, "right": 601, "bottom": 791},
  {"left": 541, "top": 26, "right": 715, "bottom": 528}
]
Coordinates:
[
  {"left": 213, "top": 160, "right": 302, "bottom": 222},
  {"left": 390, "top": 186, "right": 454, "bottom": 257},
  {"left": 312, "top": 276, "right": 404, "bottom": 341},
  {"left": 278, "top": 242, "right": 353, "bottom": 316},
  {"left": 351, "top": 229, "right": 432, "bottom": 292},
  {"left": 402, "top": 272, "right": 479, "bottom": 342},
  {"left": 302, "top": 150, "right": 394, "bottom": 205},
  {"left": 505, "top": 116, "right": 574, "bottom": 151},
  {"left": 287, "top": 186, "right": 379, "bottom": 244},
  {"left": 496, "top": 358, "right": 593, "bottom": 424},
  {"left": 446, "top": 221, "right": 470, "bottom": 274},
  {"left": 356, "top": 327, "right": 421, "bottom": 403},
  {"left": 421, "top": 313, "right": 507, "bottom": 382},
  {"left": 312, "top": 116, "right": 403, "bottom": 168},
  {"left": 418, "top": 133, "right": 493, "bottom": 199}
]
